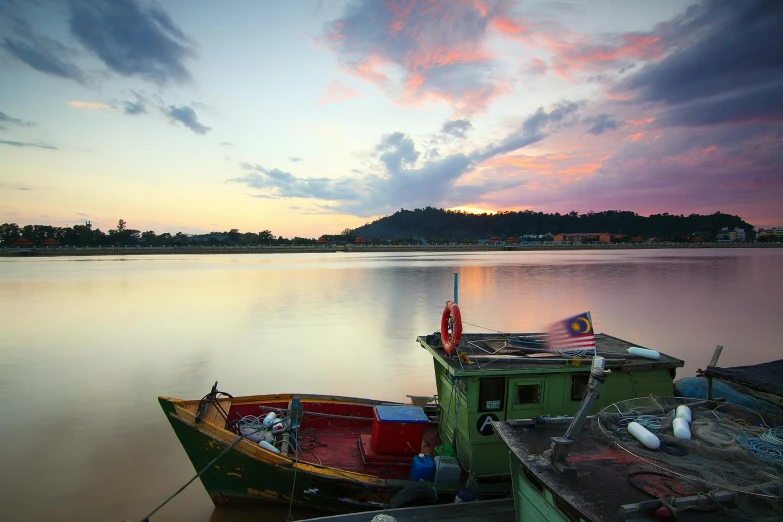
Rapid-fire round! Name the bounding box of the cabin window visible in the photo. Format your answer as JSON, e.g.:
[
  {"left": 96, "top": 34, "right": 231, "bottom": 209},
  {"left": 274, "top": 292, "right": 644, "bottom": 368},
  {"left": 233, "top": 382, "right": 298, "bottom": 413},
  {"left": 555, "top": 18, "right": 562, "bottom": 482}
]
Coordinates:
[
  {"left": 478, "top": 378, "right": 505, "bottom": 411},
  {"left": 571, "top": 374, "right": 590, "bottom": 401},
  {"left": 514, "top": 384, "right": 541, "bottom": 405}
]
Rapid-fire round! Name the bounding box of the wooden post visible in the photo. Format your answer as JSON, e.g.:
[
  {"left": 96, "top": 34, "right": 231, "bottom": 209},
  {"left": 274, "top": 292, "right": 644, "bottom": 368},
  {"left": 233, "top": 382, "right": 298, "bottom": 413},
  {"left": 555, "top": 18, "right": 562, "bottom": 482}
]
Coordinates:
[{"left": 706, "top": 345, "right": 723, "bottom": 400}]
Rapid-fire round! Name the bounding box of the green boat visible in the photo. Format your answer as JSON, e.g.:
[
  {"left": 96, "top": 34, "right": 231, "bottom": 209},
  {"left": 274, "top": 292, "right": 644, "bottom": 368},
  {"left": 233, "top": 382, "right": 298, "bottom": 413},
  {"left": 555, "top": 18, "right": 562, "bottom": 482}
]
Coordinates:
[
  {"left": 158, "top": 308, "right": 685, "bottom": 515},
  {"left": 417, "top": 329, "right": 684, "bottom": 480}
]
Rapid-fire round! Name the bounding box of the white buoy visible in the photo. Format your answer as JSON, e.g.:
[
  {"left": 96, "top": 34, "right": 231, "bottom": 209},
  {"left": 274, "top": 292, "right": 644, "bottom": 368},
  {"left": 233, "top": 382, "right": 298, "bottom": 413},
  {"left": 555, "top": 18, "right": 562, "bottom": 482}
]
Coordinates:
[
  {"left": 628, "top": 347, "right": 661, "bottom": 360},
  {"left": 259, "top": 440, "right": 281, "bottom": 454},
  {"left": 628, "top": 421, "right": 661, "bottom": 449},
  {"left": 673, "top": 417, "right": 691, "bottom": 439},
  {"left": 676, "top": 405, "right": 692, "bottom": 423},
  {"left": 263, "top": 411, "right": 277, "bottom": 427}
]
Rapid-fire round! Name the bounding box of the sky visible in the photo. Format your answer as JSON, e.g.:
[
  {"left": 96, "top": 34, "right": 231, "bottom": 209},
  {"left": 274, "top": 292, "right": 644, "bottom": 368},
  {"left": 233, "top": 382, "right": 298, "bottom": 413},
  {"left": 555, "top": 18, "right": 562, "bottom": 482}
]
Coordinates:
[{"left": 0, "top": 0, "right": 781, "bottom": 237}]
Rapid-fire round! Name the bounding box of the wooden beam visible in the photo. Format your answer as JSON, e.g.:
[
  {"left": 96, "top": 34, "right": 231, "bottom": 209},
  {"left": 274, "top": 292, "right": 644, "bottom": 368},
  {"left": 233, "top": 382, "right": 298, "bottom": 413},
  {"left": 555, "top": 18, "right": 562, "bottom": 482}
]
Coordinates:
[{"left": 706, "top": 345, "right": 723, "bottom": 400}]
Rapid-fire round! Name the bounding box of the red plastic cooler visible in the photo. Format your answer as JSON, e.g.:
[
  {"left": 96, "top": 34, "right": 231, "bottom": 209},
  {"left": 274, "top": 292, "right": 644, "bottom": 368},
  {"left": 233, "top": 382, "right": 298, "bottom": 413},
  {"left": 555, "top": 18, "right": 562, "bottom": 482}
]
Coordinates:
[{"left": 371, "top": 405, "right": 429, "bottom": 455}]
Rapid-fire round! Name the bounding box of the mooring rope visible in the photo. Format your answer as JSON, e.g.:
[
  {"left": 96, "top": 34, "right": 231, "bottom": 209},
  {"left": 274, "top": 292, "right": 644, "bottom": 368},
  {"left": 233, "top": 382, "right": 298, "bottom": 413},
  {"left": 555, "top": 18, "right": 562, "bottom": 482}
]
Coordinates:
[{"left": 135, "top": 432, "right": 249, "bottom": 522}]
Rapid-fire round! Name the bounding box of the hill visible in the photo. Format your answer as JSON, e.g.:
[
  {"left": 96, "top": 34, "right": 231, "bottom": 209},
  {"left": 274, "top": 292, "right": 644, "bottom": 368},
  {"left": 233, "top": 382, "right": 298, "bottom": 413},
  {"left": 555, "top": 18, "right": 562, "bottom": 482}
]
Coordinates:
[{"left": 350, "top": 208, "right": 755, "bottom": 242}]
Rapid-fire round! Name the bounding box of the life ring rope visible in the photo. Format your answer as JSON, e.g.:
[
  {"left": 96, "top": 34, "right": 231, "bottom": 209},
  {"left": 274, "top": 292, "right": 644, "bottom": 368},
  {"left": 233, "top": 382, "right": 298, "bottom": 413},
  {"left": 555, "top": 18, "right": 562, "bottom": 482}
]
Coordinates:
[{"left": 440, "top": 300, "right": 462, "bottom": 355}]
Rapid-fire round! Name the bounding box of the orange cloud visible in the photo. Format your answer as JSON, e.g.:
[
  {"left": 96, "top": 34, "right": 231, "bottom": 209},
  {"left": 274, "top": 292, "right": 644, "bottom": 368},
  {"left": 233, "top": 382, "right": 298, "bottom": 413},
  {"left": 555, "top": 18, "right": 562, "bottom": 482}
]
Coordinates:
[
  {"left": 543, "top": 33, "right": 662, "bottom": 78},
  {"left": 626, "top": 118, "right": 655, "bottom": 126},
  {"left": 482, "top": 152, "right": 604, "bottom": 178},
  {"left": 66, "top": 101, "right": 112, "bottom": 110},
  {"left": 318, "top": 80, "right": 360, "bottom": 105},
  {"left": 627, "top": 132, "right": 644, "bottom": 142}
]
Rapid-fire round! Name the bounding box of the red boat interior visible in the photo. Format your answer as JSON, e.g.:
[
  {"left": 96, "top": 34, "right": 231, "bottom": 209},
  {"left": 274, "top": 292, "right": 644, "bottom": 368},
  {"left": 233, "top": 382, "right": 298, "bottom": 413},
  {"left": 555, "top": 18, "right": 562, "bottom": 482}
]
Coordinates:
[{"left": 212, "top": 399, "right": 441, "bottom": 480}]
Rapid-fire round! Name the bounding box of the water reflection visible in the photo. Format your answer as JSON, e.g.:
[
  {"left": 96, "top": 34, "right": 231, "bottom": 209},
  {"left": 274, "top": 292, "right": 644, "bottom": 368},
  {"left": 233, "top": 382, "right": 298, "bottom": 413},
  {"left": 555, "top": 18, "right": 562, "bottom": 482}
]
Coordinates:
[{"left": 0, "top": 249, "right": 780, "bottom": 521}]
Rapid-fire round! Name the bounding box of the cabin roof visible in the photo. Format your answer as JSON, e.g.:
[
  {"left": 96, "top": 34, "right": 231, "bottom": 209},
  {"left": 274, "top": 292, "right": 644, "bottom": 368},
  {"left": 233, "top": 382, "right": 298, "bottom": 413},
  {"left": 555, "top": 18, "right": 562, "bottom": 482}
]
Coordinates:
[{"left": 417, "top": 332, "right": 684, "bottom": 376}]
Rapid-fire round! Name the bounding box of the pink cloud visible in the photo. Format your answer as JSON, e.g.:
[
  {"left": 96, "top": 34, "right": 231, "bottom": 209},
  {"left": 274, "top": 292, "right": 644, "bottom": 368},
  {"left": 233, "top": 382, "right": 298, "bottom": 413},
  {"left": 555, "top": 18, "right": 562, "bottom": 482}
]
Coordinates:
[
  {"left": 544, "top": 33, "right": 663, "bottom": 78},
  {"left": 325, "top": 0, "right": 533, "bottom": 114},
  {"left": 318, "top": 80, "right": 360, "bottom": 105}
]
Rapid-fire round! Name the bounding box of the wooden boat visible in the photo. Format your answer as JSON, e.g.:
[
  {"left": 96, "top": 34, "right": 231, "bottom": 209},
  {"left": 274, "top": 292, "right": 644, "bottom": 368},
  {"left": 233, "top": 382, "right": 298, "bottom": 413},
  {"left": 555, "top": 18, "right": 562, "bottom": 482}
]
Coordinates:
[
  {"left": 419, "top": 331, "right": 684, "bottom": 478},
  {"left": 159, "top": 389, "right": 473, "bottom": 513},
  {"left": 495, "top": 396, "right": 783, "bottom": 521},
  {"left": 675, "top": 357, "right": 783, "bottom": 416},
  {"left": 159, "top": 307, "right": 686, "bottom": 514}
]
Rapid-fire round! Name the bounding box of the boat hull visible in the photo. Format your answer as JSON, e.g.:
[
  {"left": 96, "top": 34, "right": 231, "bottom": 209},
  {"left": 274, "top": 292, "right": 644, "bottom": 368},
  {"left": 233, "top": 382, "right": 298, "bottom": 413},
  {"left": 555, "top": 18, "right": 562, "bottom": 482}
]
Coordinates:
[{"left": 159, "top": 396, "right": 464, "bottom": 513}]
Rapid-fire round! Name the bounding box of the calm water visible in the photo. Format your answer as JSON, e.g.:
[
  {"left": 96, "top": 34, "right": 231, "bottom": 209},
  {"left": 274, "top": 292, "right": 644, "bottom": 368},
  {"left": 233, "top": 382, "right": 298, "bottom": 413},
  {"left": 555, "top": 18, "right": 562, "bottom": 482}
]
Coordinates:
[{"left": 1, "top": 249, "right": 781, "bottom": 522}]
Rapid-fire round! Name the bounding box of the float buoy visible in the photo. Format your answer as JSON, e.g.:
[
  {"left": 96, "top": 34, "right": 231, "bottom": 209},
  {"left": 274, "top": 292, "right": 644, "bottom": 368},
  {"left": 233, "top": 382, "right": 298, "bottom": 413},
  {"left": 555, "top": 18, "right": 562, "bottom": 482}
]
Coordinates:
[{"left": 440, "top": 301, "right": 462, "bottom": 355}]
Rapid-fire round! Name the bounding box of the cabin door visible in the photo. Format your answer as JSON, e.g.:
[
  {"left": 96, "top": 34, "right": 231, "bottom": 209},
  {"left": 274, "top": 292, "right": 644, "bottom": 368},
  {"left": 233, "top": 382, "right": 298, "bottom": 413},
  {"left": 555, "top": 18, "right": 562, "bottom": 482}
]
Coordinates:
[{"left": 506, "top": 377, "right": 547, "bottom": 420}]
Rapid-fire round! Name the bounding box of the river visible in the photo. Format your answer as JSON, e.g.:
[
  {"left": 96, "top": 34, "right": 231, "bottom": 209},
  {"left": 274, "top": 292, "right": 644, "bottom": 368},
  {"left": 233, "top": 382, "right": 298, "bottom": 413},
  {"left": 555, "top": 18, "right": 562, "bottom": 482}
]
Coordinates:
[{"left": 0, "top": 249, "right": 780, "bottom": 522}]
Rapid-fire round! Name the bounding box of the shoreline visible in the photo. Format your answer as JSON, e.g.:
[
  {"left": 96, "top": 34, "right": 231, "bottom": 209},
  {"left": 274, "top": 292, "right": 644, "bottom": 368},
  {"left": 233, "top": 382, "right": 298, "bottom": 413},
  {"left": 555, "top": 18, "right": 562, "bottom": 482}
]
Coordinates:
[{"left": 1, "top": 242, "right": 781, "bottom": 257}]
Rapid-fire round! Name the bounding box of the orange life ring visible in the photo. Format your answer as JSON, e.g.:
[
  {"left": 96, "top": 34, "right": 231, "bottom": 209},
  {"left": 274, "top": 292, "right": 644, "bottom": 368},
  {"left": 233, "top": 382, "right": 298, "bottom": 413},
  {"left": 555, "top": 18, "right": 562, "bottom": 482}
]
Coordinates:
[{"left": 440, "top": 301, "right": 462, "bottom": 355}]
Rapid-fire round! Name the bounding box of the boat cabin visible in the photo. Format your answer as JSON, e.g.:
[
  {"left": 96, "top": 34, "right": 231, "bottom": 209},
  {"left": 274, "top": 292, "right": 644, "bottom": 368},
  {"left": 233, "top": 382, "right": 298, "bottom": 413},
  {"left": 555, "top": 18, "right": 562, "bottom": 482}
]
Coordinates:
[{"left": 417, "top": 332, "right": 684, "bottom": 477}]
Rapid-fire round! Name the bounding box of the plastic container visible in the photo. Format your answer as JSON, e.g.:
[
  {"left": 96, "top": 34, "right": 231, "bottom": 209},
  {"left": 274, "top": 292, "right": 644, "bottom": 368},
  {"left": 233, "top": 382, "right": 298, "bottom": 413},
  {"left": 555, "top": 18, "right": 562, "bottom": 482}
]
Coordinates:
[
  {"left": 371, "top": 406, "right": 429, "bottom": 455},
  {"left": 409, "top": 453, "right": 435, "bottom": 482},
  {"left": 434, "top": 456, "right": 462, "bottom": 484},
  {"left": 627, "top": 347, "right": 661, "bottom": 360},
  {"left": 676, "top": 405, "right": 692, "bottom": 423},
  {"left": 628, "top": 421, "right": 660, "bottom": 449},
  {"left": 259, "top": 440, "right": 280, "bottom": 454},
  {"left": 434, "top": 445, "right": 457, "bottom": 458},
  {"left": 672, "top": 417, "right": 691, "bottom": 439},
  {"left": 263, "top": 412, "right": 277, "bottom": 427}
]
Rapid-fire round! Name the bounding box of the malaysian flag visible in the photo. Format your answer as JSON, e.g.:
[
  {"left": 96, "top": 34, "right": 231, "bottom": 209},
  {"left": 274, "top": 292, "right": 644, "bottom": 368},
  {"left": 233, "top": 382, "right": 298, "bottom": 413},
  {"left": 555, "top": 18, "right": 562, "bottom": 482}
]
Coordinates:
[{"left": 546, "top": 311, "right": 596, "bottom": 353}]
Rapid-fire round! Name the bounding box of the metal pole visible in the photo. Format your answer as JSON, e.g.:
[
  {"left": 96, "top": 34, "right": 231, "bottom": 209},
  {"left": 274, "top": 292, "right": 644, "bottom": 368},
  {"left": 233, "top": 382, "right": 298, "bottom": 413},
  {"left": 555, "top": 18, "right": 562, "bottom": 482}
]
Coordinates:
[{"left": 453, "top": 272, "right": 458, "bottom": 304}]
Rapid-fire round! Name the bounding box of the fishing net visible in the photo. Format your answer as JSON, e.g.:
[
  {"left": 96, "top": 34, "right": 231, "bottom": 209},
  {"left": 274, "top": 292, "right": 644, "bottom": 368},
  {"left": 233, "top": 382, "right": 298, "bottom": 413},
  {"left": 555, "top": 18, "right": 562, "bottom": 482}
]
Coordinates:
[{"left": 592, "top": 397, "right": 783, "bottom": 521}]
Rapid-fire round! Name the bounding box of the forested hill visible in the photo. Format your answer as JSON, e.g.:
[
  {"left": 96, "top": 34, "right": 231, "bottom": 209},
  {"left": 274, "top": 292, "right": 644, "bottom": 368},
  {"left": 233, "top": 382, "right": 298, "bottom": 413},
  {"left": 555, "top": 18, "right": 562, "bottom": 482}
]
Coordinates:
[{"left": 351, "top": 208, "right": 755, "bottom": 242}]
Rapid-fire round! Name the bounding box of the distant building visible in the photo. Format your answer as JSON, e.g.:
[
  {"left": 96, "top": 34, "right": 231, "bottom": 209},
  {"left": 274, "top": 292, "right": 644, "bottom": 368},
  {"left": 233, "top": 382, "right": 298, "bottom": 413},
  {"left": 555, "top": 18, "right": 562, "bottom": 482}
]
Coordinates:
[
  {"left": 553, "top": 232, "right": 617, "bottom": 243},
  {"left": 354, "top": 237, "right": 366, "bottom": 244},
  {"left": 717, "top": 227, "right": 746, "bottom": 242},
  {"left": 759, "top": 227, "right": 783, "bottom": 239}
]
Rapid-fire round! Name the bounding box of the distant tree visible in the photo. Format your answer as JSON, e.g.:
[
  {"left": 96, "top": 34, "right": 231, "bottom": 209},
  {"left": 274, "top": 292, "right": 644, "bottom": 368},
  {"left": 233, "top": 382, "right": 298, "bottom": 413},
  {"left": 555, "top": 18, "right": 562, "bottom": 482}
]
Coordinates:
[
  {"left": 0, "top": 223, "right": 21, "bottom": 245},
  {"left": 141, "top": 231, "right": 157, "bottom": 245},
  {"left": 341, "top": 228, "right": 352, "bottom": 236},
  {"left": 117, "top": 219, "right": 126, "bottom": 232},
  {"left": 258, "top": 230, "right": 274, "bottom": 243}
]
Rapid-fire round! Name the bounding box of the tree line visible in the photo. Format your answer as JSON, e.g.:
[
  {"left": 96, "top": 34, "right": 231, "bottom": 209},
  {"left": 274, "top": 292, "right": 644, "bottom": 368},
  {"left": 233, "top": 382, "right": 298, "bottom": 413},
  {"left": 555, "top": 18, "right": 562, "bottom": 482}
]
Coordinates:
[
  {"left": 0, "top": 208, "right": 759, "bottom": 247},
  {"left": 0, "top": 220, "right": 318, "bottom": 247},
  {"left": 351, "top": 208, "right": 757, "bottom": 243}
]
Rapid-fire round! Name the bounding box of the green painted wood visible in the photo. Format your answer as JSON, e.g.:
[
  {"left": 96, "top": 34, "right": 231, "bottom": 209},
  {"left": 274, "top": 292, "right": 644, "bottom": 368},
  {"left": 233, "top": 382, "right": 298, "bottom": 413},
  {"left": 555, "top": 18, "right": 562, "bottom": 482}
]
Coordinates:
[{"left": 425, "top": 338, "right": 681, "bottom": 478}]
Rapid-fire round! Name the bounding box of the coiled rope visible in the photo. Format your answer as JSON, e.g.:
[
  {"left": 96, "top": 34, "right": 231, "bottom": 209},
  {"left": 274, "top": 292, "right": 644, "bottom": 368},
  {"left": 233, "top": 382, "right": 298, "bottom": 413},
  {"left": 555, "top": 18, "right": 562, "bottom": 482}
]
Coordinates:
[{"left": 736, "top": 427, "right": 783, "bottom": 465}]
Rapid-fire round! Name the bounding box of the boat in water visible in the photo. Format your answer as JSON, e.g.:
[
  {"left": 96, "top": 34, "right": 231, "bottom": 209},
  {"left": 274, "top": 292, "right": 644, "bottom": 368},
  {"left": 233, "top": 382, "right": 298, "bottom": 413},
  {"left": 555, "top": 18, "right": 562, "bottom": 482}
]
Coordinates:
[
  {"left": 158, "top": 304, "right": 686, "bottom": 514},
  {"left": 495, "top": 393, "right": 783, "bottom": 521}
]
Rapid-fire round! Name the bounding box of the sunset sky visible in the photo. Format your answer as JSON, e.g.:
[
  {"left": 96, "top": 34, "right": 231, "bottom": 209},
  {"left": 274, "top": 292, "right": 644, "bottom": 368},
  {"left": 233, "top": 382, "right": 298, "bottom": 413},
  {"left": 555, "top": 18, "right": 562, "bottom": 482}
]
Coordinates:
[{"left": 1, "top": 0, "right": 781, "bottom": 237}]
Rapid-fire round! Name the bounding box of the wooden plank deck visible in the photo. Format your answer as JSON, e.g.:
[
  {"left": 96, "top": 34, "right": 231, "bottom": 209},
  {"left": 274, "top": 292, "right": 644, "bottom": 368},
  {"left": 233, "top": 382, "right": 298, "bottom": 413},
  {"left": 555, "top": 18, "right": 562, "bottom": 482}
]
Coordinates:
[{"left": 300, "top": 498, "right": 514, "bottom": 522}]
